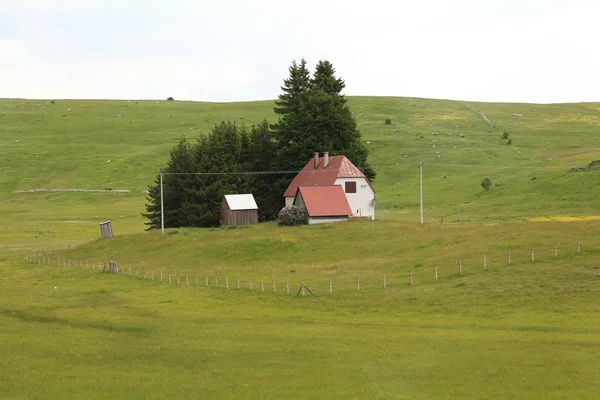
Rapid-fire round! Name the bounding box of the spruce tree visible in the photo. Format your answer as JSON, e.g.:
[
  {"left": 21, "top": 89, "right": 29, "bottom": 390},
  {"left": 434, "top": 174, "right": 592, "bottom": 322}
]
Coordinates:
[
  {"left": 273, "top": 59, "right": 375, "bottom": 181},
  {"left": 273, "top": 58, "right": 311, "bottom": 115}
]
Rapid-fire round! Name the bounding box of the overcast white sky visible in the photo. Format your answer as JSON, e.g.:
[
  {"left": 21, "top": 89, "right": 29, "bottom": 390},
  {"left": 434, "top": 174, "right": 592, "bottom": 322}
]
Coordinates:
[{"left": 1, "top": 0, "right": 599, "bottom": 103}]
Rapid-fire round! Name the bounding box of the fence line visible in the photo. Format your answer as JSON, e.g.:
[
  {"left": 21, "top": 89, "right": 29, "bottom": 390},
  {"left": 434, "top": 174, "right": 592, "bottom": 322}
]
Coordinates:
[{"left": 22, "top": 239, "right": 590, "bottom": 297}]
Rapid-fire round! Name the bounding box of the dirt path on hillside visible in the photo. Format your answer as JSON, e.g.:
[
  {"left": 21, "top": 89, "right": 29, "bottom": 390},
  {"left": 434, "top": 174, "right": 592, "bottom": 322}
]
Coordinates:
[{"left": 468, "top": 106, "right": 493, "bottom": 126}]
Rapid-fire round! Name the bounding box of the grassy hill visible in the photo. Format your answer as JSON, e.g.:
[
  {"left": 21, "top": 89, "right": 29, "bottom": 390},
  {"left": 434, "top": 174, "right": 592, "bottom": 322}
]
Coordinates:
[
  {"left": 1, "top": 96, "right": 600, "bottom": 398},
  {"left": 1, "top": 97, "right": 600, "bottom": 254}
]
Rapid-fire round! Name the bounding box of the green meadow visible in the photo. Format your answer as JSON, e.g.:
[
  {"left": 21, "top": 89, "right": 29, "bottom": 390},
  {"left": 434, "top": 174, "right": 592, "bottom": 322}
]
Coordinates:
[{"left": 1, "top": 97, "right": 600, "bottom": 398}]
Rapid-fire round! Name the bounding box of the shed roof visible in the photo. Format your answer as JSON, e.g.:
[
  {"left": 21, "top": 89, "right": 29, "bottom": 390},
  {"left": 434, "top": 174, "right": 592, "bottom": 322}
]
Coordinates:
[
  {"left": 296, "top": 186, "right": 352, "bottom": 217},
  {"left": 284, "top": 155, "right": 374, "bottom": 197},
  {"left": 223, "top": 194, "right": 258, "bottom": 210}
]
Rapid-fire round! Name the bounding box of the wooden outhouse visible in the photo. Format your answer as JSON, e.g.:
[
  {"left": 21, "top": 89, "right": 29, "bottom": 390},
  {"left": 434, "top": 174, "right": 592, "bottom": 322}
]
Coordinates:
[{"left": 221, "top": 194, "right": 259, "bottom": 226}]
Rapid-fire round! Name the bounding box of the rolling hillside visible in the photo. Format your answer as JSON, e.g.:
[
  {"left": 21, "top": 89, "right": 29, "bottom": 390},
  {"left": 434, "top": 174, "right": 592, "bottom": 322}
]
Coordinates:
[
  {"left": 2, "top": 97, "right": 600, "bottom": 398},
  {"left": 1, "top": 97, "right": 599, "bottom": 254}
]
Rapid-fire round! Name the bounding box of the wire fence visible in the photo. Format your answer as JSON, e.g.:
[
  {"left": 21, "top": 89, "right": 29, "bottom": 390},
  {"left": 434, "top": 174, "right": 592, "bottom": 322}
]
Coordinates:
[{"left": 23, "top": 239, "right": 592, "bottom": 297}]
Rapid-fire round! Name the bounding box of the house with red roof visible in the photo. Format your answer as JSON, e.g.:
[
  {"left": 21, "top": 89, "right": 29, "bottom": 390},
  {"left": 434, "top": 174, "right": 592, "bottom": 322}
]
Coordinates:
[
  {"left": 285, "top": 152, "right": 376, "bottom": 221},
  {"left": 294, "top": 185, "right": 353, "bottom": 224}
]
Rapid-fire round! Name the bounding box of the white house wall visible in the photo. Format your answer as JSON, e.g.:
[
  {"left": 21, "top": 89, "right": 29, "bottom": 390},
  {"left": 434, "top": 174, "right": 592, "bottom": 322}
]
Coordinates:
[
  {"left": 334, "top": 177, "right": 375, "bottom": 220},
  {"left": 308, "top": 216, "right": 349, "bottom": 225}
]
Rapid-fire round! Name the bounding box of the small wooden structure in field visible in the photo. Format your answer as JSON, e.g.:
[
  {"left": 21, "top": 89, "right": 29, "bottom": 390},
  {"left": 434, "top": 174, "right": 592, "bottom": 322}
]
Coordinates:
[
  {"left": 221, "top": 194, "right": 258, "bottom": 226},
  {"left": 99, "top": 221, "right": 113, "bottom": 238}
]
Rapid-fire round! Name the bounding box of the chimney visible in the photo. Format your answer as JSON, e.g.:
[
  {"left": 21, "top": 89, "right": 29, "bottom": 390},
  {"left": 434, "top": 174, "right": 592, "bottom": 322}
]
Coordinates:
[
  {"left": 314, "top": 152, "right": 319, "bottom": 169},
  {"left": 324, "top": 152, "right": 329, "bottom": 168}
]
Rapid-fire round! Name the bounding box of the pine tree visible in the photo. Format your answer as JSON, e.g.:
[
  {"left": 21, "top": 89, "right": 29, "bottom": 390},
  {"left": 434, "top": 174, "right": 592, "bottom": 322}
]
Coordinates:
[
  {"left": 311, "top": 60, "right": 346, "bottom": 98},
  {"left": 273, "top": 59, "right": 376, "bottom": 181},
  {"left": 142, "top": 136, "right": 195, "bottom": 230},
  {"left": 273, "top": 58, "right": 311, "bottom": 115}
]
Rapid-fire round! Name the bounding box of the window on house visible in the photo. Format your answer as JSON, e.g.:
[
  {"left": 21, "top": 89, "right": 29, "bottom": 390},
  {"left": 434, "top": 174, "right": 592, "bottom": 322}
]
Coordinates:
[{"left": 345, "top": 181, "right": 356, "bottom": 193}]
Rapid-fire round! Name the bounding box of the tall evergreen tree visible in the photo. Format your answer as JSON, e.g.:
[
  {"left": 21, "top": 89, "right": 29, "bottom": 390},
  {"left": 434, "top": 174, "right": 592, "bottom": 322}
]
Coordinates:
[
  {"left": 273, "top": 59, "right": 376, "bottom": 181},
  {"left": 273, "top": 58, "right": 311, "bottom": 115},
  {"left": 311, "top": 60, "right": 346, "bottom": 98}
]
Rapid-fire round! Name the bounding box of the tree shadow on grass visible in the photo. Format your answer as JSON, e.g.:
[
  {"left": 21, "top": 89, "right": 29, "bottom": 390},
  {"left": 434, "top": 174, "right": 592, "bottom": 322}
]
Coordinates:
[{"left": 0, "top": 308, "right": 152, "bottom": 335}]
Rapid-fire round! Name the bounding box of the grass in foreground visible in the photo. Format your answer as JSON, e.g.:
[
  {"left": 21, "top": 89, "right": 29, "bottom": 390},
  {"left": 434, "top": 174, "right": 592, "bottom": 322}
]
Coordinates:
[{"left": 2, "top": 220, "right": 600, "bottom": 398}]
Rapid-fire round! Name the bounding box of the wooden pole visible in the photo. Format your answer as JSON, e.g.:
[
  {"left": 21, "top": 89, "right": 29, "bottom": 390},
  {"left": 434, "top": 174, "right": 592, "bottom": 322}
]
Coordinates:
[
  {"left": 161, "top": 270, "right": 163, "bottom": 281},
  {"left": 302, "top": 282, "right": 306, "bottom": 297},
  {"left": 484, "top": 254, "right": 487, "bottom": 270},
  {"left": 286, "top": 280, "right": 289, "bottom": 294},
  {"left": 226, "top": 276, "right": 229, "bottom": 289},
  {"left": 577, "top": 240, "right": 580, "bottom": 254},
  {"left": 273, "top": 280, "right": 276, "bottom": 293},
  {"left": 205, "top": 276, "right": 208, "bottom": 286},
  {"left": 435, "top": 267, "right": 438, "bottom": 281},
  {"left": 410, "top": 270, "right": 413, "bottom": 286},
  {"left": 383, "top": 274, "right": 387, "bottom": 289},
  {"left": 237, "top": 277, "right": 240, "bottom": 289},
  {"left": 144, "top": 270, "right": 146, "bottom": 279},
  {"left": 531, "top": 248, "right": 535, "bottom": 263},
  {"left": 329, "top": 279, "right": 332, "bottom": 294},
  {"left": 261, "top": 279, "right": 264, "bottom": 293},
  {"left": 152, "top": 271, "right": 155, "bottom": 281},
  {"left": 250, "top": 279, "right": 253, "bottom": 291},
  {"left": 177, "top": 274, "right": 180, "bottom": 285},
  {"left": 356, "top": 276, "right": 360, "bottom": 292},
  {"left": 459, "top": 260, "right": 462, "bottom": 275},
  {"left": 508, "top": 249, "right": 511, "bottom": 265},
  {"left": 186, "top": 274, "right": 189, "bottom": 285},
  {"left": 555, "top": 244, "right": 558, "bottom": 258}
]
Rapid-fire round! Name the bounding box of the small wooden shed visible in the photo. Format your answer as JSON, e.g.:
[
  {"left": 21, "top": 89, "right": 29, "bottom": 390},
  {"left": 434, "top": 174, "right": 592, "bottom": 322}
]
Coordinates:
[{"left": 221, "top": 194, "right": 259, "bottom": 226}]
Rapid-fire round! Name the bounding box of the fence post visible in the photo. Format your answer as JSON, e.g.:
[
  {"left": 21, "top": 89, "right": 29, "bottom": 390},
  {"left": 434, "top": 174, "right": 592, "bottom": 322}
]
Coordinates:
[
  {"left": 226, "top": 276, "right": 229, "bottom": 289},
  {"left": 410, "top": 270, "right": 413, "bottom": 286},
  {"left": 160, "top": 270, "right": 163, "bottom": 282},
  {"left": 186, "top": 274, "right": 189, "bottom": 285},
  {"left": 215, "top": 276, "right": 218, "bottom": 287},
  {"left": 237, "top": 277, "right": 240, "bottom": 290},
  {"left": 356, "top": 276, "right": 360, "bottom": 292},
  {"left": 459, "top": 260, "right": 462, "bottom": 275},
  {"left": 555, "top": 244, "right": 558, "bottom": 258},
  {"left": 383, "top": 274, "right": 387, "bottom": 289},
  {"left": 301, "top": 282, "right": 306, "bottom": 297},
  {"left": 508, "top": 250, "right": 511, "bottom": 265},
  {"left": 329, "top": 279, "right": 332, "bottom": 294},
  {"left": 128, "top": 266, "right": 131, "bottom": 275},
  {"left": 484, "top": 254, "right": 487, "bottom": 270},
  {"left": 250, "top": 279, "right": 253, "bottom": 291},
  {"left": 531, "top": 248, "right": 535, "bottom": 263},
  {"left": 152, "top": 271, "right": 155, "bottom": 280},
  {"left": 435, "top": 267, "right": 438, "bottom": 281},
  {"left": 205, "top": 276, "right": 208, "bottom": 287},
  {"left": 261, "top": 279, "right": 264, "bottom": 293},
  {"left": 168, "top": 273, "right": 171, "bottom": 284},
  {"left": 273, "top": 280, "right": 276, "bottom": 293},
  {"left": 578, "top": 240, "right": 580, "bottom": 254}
]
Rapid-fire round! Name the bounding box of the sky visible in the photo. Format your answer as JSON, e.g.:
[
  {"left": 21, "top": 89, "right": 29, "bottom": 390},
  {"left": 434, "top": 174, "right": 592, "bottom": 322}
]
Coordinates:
[{"left": 1, "top": 0, "right": 599, "bottom": 104}]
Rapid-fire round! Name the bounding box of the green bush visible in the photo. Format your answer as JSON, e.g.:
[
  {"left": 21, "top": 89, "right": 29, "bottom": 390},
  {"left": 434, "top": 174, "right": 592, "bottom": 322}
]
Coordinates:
[
  {"left": 481, "top": 177, "right": 492, "bottom": 191},
  {"left": 503, "top": 131, "right": 509, "bottom": 139},
  {"left": 385, "top": 119, "right": 392, "bottom": 125}
]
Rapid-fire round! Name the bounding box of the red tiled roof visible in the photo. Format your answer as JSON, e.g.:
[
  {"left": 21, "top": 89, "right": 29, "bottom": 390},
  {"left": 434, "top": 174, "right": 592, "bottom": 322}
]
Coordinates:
[
  {"left": 296, "top": 186, "right": 352, "bottom": 217},
  {"left": 284, "top": 155, "right": 373, "bottom": 197}
]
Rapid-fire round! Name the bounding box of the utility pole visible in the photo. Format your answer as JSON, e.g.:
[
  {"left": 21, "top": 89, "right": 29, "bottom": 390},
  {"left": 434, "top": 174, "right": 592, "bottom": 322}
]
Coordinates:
[
  {"left": 160, "top": 172, "right": 164, "bottom": 234},
  {"left": 420, "top": 162, "right": 424, "bottom": 225}
]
